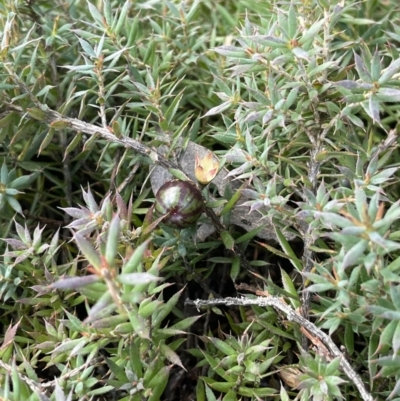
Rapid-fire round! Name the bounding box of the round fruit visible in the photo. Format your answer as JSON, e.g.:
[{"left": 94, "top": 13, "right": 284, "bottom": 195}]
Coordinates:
[{"left": 154, "top": 180, "right": 205, "bottom": 229}]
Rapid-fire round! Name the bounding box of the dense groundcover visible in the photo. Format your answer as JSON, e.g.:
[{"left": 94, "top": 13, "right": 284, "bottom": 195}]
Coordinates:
[{"left": 1, "top": 0, "right": 400, "bottom": 400}]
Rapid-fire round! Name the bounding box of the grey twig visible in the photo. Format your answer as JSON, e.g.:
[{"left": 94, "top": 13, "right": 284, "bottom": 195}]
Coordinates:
[
  {"left": 0, "top": 356, "right": 103, "bottom": 394},
  {"left": 186, "top": 296, "right": 373, "bottom": 401},
  {"left": 0, "top": 359, "right": 50, "bottom": 400},
  {"left": 4, "top": 103, "right": 179, "bottom": 171},
  {"left": 3, "top": 102, "right": 255, "bottom": 274},
  {"left": 371, "top": 129, "right": 398, "bottom": 159}
]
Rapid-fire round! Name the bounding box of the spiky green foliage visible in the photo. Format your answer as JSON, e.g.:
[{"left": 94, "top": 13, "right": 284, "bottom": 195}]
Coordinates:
[{"left": 1, "top": 0, "right": 400, "bottom": 400}]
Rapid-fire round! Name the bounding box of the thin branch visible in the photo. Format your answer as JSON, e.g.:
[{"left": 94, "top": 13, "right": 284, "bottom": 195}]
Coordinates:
[
  {"left": 3, "top": 65, "right": 255, "bottom": 277},
  {"left": 95, "top": 56, "right": 109, "bottom": 130},
  {"left": 2, "top": 102, "right": 255, "bottom": 277},
  {"left": 300, "top": 128, "right": 398, "bottom": 339},
  {"left": 0, "top": 356, "right": 104, "bottom": 393},
  {"left": 116, "top": 162, "right": 140, "bottom": 194},
  {"left": 371, "top": 128, "right": 398, "bottom": 158},
  {"left": 4, "top": 103, "right": 179, "bottom": 171},
  {"left": 300, "top": 116, "right": 345, "bottom": 340},
  {"left": 0, "top": 359, "right": 50, "bottom": 400},
  {"left": 300, "top": 147, "right": 320, "bottom": 349},
  {"left": 291, "top": 60, "right": 324, "bottom": 349},
  {"left": 186, "top": 295, "right": 373, "bottom": 401}
]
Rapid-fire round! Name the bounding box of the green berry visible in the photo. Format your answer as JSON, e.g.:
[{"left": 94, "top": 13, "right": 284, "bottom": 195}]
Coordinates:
[{"left": 154, "top": 180, "right": 205, "bottom": 229}]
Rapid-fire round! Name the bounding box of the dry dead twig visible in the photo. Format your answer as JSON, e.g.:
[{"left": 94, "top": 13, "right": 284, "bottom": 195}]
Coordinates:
[{"left": 185, "top": 294, "right": 373, "bottom": 401}]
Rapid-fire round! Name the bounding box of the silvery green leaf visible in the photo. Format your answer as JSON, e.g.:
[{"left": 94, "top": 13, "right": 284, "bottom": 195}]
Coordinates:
[
  {"left": 86, "top": 292, "right": 114, "bottom": 323},
  {"left": 113, "top": 0, "right": 130, "bottom": 35},
  {"left": 370, "top": 167, "right": 398, "bottom": 184},
  {"left": 392, "top": 321, "right": 400, "bottom": 356},
  {"left": 368, "top": 306, "right": 400, "bottom": 320},
  {"left": 60, "top": 207, "right": 89, "bottom": 219},
  {"left": 105, "top": 215, "right": 120, "bottom": 266},
  {"left": 369, "top": 231, "right": 400, "bottom": 252},
  {"left": 346, "top": 113, "right": 365, "bottom": 129},
  {"left": 314, "top": 212, "right": 353, "bottom": 228},
  {"left": 263, "top": 109, "right": 274, "bottom": 124},
  {"left": 51, "top": 275, "right": 100, "bottom": 289},
  {"left": 248, "top": 35, "right": 287, "bottom": 48},
  {"left": 74, "top": 233, "right": 101, "bottom": 270},
  {"left": 213, "top": 75, "right": 233, "bottom": 95},
  {"left": 371, "top": 48, "right": 381, "bottom": 81},
  {"left": 8, "top": 171, "right": 39, "bottom": 189},
  {"left": 343, "top": 94, "right": 367, "bottom": 103},
  {"left": 229, "top": 64, "right": 253, "bottom": 77},
  {"left": 292, "top": 47, "right": 309, "bottom": 60},
  {"left": 379, "top": 57, "right": 400, "bottom": 84},
  {"left": 354, "top": 52, "right": 372, "bottom": 83},
  {"left": 225, "top": 162, "right": 251, "bottom": 179},
  {"left": 213, "top": 46, "right": 247, "bottom": 58},
  {"left": 299, "top": 18, "right": 326, "bottom": 45},
  {"left": 1, "top": 162, "right": 8, "bottom": 184},
  {"left": 287, "top": 3, "right": 297, "bottom": 38},
  {"left": 122, "top": 240, "right": 149, "bottom": 274},
  {"left": 283, "top": 87, "right": 299, "bottom": 110},
  {"left": 336, "top": 80, "right": 373, "bottom": 90},
  {"left": 86, "top": 0, "right": 103, "bottom": 26},
  {"left": 54, "top": 380, "right": 70, "bottom": 401},
  {"left": 7, "top": 196, "right": 23, "bottom": 215},
  {"left": 2, "top": 239, "right": 25, "bottom": 249},
  {"left": 354, "top": 187, "right": 367, "bottom": 217},
  {"left": 323, "top": 200, "right": 345, "bottom": 213},
  {"left": 368, "top": 96, "right": 381, "bottom": 123},
  {"left": 376, "top": 88, "right": 400, "bottom": 102},
  {"left": 271, "top": 55, "right": 291, "bottom": 65},
  {"left": 308, "top": 61, "right": 336, "bottom": 78},
  {"left": 341, "top": 226, "right": 366, "bottom": 236},
  {"left": 37, "top": 244, "right": 50, "bottom": 254},
  {"left": 244, "top": 110, "right": 265, "bottom": 123},
  {"left": 366, "top": 185, "right": 385, "bottom": 194},
  {"left": 342, "top": 240, "right": 368, "bottom": 270},
  {"left": 117, "top": 273, "right": 160, "bottom": 285},
  {"left": 382, "top": 200, "right": 400, "bottom": 222},
  {"left": 304, "top": 282, "right": 336, "bottom": 292},
  {"left": 5, "top": 188, "right": 22, "bottom": 196},
  {"left": 390, "top": 285, "right": 400, "bottom": 312},
  {"left": 32, "top": 224, "right": 45, "bottom": 248},
  {"left": 82, "top": 186, "right": 99, "bottom": 213},
  {"left": 203, "top": 101, "right": 232, "bottom": 117},
  {"left": 363, "top": 253, "right": 376, "bottom": 272},
  {"left": 52, "top": 338, "right": 88, "bottom": 357},
  {"left": 66, "top": 217, "right": 92, "bottom": 230},
  {"left": 77, "top": 37, "right": 96, "bottom": 58}
]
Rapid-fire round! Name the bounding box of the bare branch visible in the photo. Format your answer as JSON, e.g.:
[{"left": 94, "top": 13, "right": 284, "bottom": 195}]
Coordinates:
[
  {"left": 4, "top": 103, "right": 179, "bottom": 171},
  {"left": 186, "top": 295, "right": 373, "bottom": 401},
  {"left": 0, "top": 356, "right": 104, "bottom": 394},
  {"left": 2, "top": 102, "right": 255, "bottom": 274},
  {"left": 0, "top": 359, "right": 50, "bottom": 400}
]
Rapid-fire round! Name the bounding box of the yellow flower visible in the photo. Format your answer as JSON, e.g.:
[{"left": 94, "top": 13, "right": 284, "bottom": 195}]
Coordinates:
[{"left": 195, "top": 152, "right": 219, "bottom": 185}]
